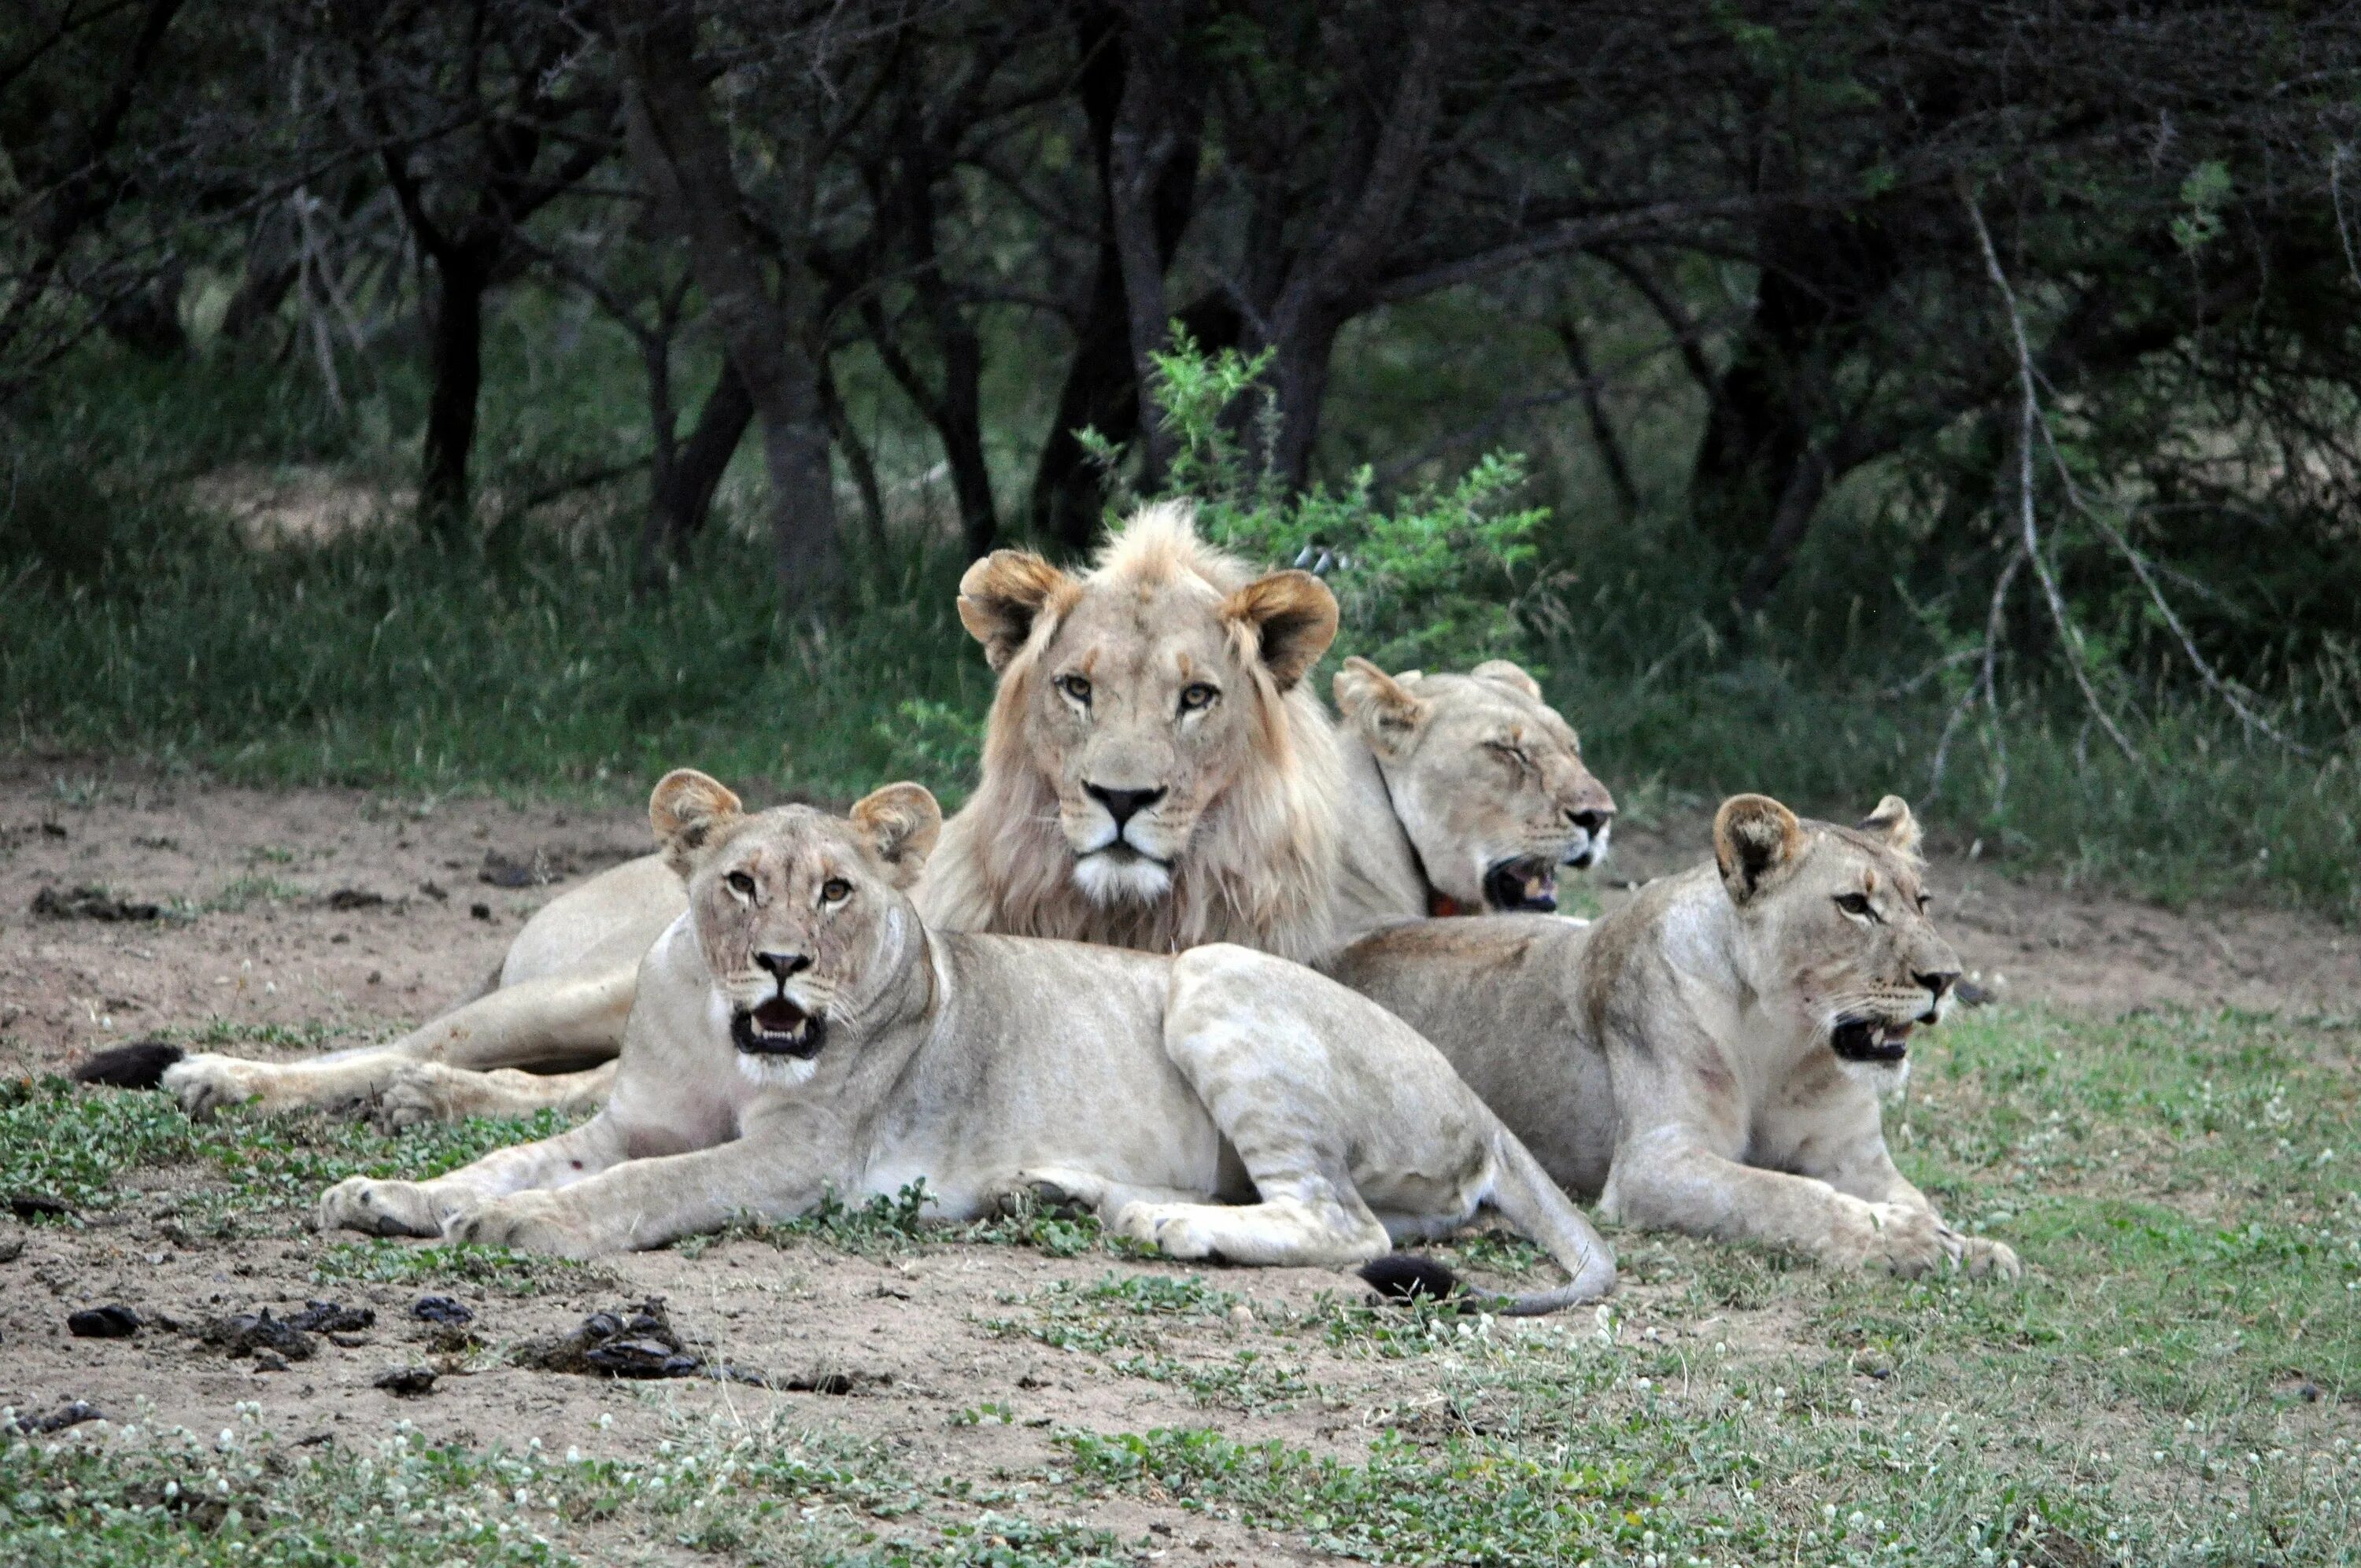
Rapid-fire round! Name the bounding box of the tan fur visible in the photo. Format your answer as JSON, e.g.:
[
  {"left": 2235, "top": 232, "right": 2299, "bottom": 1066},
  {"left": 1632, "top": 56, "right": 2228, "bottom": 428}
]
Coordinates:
[
  {"left": 1323, "top": 793, "right": 2022, "bottom": 1280},
  {"left": 1332, "top": 657, "right": 1614, "bottom": 920},
  {"left": 318, "top": 777, "right": 1616, "bottom": 1312},
  {"left": 925, "top": 501, "right": 1344, "bottom": 963}
]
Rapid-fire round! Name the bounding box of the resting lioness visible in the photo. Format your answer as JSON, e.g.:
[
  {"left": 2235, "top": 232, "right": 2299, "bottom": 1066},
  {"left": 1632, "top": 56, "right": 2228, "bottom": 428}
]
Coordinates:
[
  {"left": 317, "top": 771, "right": 1618, "bottom": 1311},
  {"left": 1322, "top": 793, "right": 2020, "bottom": 1279}
]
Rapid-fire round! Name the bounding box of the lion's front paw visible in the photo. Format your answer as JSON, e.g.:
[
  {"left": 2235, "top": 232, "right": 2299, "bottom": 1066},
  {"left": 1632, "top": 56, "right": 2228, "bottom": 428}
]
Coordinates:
[
  {"left": 317, "top": 1176, "right": 444, "bottom": 1238},
  {"left": 162, "top": 1053, "right": 265, "bottom": 1120},
  {"left": 1958, "top": 1234, "right": 2023, "bottom": 1281},
  {"left": 1828, "top": 1201, "right": 1949, "bottom": 1278},
  {"left": 1113, "top": 1201, "right": 1216, "bottom": 1260},
  {"left": 445, "top": 1193, "right": 599, "bottom": 1259}
]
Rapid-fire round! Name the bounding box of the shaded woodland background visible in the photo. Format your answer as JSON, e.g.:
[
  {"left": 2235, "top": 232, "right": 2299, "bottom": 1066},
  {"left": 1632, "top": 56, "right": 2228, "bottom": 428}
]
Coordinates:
[{"left": 6, "top": 0, "right": 2361, "bottom": 914}]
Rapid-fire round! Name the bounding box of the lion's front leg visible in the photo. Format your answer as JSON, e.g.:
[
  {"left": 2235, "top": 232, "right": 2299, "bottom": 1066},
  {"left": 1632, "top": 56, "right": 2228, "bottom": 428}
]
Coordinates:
[
  {"left": 1793, "top": 1126, "right": 2022, "bottom": 1282},
  {"left": 445, "top": 1132, "right": 844, "bottom": 1257},
  {"left": 318, "top": 1116, "right": 631, "bottom": 1240},
  {"left": 1602, "top": 1128, "right": 2014, "bottom": 1279}
]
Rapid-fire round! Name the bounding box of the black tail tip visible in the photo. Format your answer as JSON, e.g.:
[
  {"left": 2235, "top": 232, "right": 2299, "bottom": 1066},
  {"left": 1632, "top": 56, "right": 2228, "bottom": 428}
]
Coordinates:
[
  {"left": 72, "top": 1040, "right": 185, "bottom": 1090},
  {"left": 1358, "top": 1252, "right": 1463, "bottom": 1304}
]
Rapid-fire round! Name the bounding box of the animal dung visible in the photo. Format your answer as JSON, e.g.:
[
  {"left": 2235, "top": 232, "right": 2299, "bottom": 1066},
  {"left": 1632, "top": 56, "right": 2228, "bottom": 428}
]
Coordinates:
[
  {"left": 283, "top": 1299, "right": 375, "bottom": 1334},
  {"left": 32, "top": 885, "right": 163, "bottom": 921},
  {"left": 411, "top": 1294, "right": 475, "bottom": 1326},
  {"left": 514, "top": 1301, "right": 703, "bottom": 1379},
  {"left": 373, "top": 1367, "right": 438, "bottom": 1396},
  {"left": 201, "top": 1308, "right": 316, "bottom": 1361},
  {"left": 67, "top": 1304, "right": 142, "bottom": 1338}
]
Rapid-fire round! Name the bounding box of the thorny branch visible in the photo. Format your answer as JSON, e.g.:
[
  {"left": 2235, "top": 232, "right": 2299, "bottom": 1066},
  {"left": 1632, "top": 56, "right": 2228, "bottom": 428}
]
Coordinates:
[{"left": 1965, "top": 186, "right": 2137, "bottom": 766}]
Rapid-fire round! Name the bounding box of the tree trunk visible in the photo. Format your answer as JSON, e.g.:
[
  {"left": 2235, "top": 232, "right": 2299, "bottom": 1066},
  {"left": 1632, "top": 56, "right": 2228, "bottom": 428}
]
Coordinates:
[
  {"left": 936, "top": 326, "right": 996, "bottom": 559},
  {"left": 1030, "top": 251, "right": 1136, "bottom": 552},
  {"left": 1029, "top": 6, "right": 1135, "bottom": 552},
  {"left": 417, "top": 243, "right": 493, "bottom": 545},
  {"left": 614, "top": 0, "right": 838, "bottom": 611},
  {"left": 1251, "top": 1, "right": 1451, "bottom": 492},
  {"left": 640, "top": 355, "right": 753, "bottom": 582},
  {"left": 1033, "top": 2, "right": 1205, "bottom": 545}
]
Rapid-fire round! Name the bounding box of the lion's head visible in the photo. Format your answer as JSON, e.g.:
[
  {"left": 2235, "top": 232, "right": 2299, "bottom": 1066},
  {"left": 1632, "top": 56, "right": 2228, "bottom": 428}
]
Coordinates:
[
  {"left": 1713, "top": 791, "right": 1961, "bottom": 1076},
  {"left": 1333, "top": 656, "right": 1616, "bottom": 913},
  {"left": 939, "top": 501, "right": 1345, "bottom": 960},
  {"left": 650, "top": 769, "right": 941, "bottom": 1088}
]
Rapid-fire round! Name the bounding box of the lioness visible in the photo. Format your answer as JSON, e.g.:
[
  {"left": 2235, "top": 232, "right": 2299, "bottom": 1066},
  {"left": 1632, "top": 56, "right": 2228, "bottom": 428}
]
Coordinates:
[
  {"left": 1322, "top": 792, "right": 2021, "bottom": 1278},
  {"left": 316, "top": 771, "right": 1619, "bottom": 1312}
]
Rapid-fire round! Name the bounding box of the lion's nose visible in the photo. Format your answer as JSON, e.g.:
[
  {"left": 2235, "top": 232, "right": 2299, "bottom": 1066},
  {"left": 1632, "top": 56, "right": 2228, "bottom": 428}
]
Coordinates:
[
  {"left": 756, "top": 950, "right": 812, "bottom": 981},
  {"left": 1568, "top": 806, "right": 1613, "bottom": 836},
  {"left": 1914, "top": 967, "right": 1957, "bottom": 1000},
  {"left": 1084, "top": 783, "right": 1166, "bottom": 829}
]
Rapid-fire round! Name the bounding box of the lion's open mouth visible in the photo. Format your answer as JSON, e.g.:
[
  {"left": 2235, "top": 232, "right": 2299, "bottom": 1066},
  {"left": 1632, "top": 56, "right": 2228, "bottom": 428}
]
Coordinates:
[
  {"left": 1483, "top": 855, "right": 1560, "bottom": 913},
  {"left": 732, "top": 994, "right": 825, "bottom": 1059},
  {"left": 1831, "top": 1016, "right": 1913, "bottom": 1062}
]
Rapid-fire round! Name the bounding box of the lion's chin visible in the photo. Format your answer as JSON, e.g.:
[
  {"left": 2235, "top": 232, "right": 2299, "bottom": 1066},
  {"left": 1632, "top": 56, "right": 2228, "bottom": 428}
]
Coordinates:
[
  {"left": 1073, "top": 844, "right": 1175, "bottom": 904},
  {"left": 735, "top": 1051, "right": 820, "bottom": 1090}
]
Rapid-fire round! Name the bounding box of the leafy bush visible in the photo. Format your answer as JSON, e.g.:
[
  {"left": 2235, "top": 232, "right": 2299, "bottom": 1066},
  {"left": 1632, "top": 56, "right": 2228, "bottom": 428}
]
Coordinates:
[{"left": 1088, "top": 330, "right": 1551, "bottom": 673}]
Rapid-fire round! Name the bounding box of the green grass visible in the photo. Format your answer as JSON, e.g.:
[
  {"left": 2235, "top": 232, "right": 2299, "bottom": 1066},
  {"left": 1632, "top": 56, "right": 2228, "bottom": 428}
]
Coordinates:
[
  {"left": 1, "top": 1411, "right": 1125, "bottom": 1566},
  {"left": 8, "top": 1002, "right": 2359, "bottom": 1562},
  {"left": 0, "top": 1072, "right": 582, "bottom": 1238}
]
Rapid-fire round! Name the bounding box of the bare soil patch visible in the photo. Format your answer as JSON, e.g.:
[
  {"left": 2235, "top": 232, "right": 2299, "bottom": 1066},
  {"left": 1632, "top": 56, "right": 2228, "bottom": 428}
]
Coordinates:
[{"left": 2, "top": 762, "right": 2354, "bottom": 1561}]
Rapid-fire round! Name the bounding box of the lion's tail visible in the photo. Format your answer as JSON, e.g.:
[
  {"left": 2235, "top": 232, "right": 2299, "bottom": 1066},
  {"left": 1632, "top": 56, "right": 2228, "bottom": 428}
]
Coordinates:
[
  {"left": 1358, "top": 1132, "right": 1615, "bottom": 1316},
  {"left": 72, "top": 1039, "right": 186, "bottom": 1090},
  {"left": 1480, "top": 1129, "right": 1618, "bottom": 1315}
]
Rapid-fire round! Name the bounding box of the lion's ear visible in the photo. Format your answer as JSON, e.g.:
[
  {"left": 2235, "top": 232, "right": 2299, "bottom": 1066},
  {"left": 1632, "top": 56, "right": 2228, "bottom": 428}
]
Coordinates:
[
  {"left": 1332, "top": 656, "right": 1431, "bottom": 758},
  {"left": 651, "top": 769, "right": 744, "bottom": 877},
  {"left": 957, "top": 550, "right": 1075, "bottom": 672},
  {"left": 1859, "top": 795, "right": 1923, "bottom": 859},
  {"left": 1225, "top": 569, "right": 1339, "bottom": 693},
  {"left": 1713, "top": 793, "right": 1805, "bottom": 905},
  {"left": 848, "top": 782, "right": 942, "bottom": 887},
  {"left": 1470, "top": 659, "right": 1543, "bottom": 701}
]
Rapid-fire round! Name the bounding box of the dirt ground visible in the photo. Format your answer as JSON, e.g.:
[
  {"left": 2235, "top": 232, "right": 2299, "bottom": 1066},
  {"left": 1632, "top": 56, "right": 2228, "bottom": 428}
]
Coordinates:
[{"left": 2, "top": 759, "right": 2355, "bottom": 1561}]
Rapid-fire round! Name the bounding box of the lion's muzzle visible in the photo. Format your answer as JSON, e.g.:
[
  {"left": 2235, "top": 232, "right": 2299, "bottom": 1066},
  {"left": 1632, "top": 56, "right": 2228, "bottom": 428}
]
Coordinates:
[
  {"left": 731, "top": 993, "right": 826, "bottom": 1060},
  {"left": 1830, "top": 1016, "right": 1914, "bottom": 1063}
]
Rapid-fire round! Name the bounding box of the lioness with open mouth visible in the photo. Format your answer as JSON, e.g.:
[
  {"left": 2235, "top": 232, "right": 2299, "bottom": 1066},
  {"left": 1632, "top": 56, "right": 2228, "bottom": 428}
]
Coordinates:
[
  {"left": 317, "top": 769, "right": 1617, "bottom": 1311},
  {"left": 1325, "top": 792, "right": 2020, "bottom": 1279}
]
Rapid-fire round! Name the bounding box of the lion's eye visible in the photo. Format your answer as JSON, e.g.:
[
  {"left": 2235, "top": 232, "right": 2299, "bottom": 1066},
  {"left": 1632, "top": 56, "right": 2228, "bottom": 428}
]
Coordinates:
[
  {"left": 1178, "top": 683, "right": 1217, "bottom": 713},
  {"left": 1834, "top": 892, "right": 1877, "bottom": 921},
  {"left": 725, "top": 871, "right": 757, "bottom": 898},
  {"left": 1488, "top": 740, "right": 1531, "bottom": 770},
  {"left": 1055, "top": 673, "right": 1092, "bottom": 705},
  {"left": 820, "top": 877, "right": 852, "bottom": 904}
]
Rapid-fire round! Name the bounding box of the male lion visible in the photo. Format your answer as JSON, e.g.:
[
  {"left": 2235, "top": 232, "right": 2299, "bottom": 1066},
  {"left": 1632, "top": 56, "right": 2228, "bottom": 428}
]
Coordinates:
[
  {"left": 1321, "top": 792, "right": 2022, "bottom": 1279},
  {"left": 316, "top": 771, "right": 1619, "bottom": 1313}
]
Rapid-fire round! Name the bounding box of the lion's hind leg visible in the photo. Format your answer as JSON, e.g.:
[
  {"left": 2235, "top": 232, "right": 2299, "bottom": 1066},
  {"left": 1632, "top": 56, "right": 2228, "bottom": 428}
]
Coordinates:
[
  {"left": 1113, "top": 1187, "right": 1391, "bottom": 1267},
  {"left": 988, "top": 1168, "right": 1205, "bottom": 1223},
  {"left": 377, "top": 1061, "right": 619, "bottom": 1131},
  {"left": 1137, "top": 947, "right": 1396, "bottom": 1269}
]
